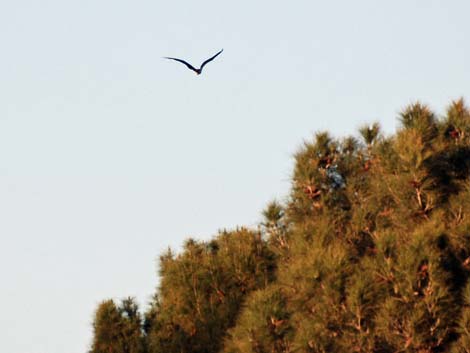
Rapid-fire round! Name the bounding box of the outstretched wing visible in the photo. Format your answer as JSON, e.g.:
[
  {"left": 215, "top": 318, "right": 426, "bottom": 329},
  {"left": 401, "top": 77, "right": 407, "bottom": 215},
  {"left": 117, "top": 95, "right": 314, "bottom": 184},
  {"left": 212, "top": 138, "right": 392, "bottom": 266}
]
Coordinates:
[
  {"left": 200, "top": 49, "right": 223, "bottom": 70},
  {"left": 164, "top": 57, "right": 198, "bottom": 73}
]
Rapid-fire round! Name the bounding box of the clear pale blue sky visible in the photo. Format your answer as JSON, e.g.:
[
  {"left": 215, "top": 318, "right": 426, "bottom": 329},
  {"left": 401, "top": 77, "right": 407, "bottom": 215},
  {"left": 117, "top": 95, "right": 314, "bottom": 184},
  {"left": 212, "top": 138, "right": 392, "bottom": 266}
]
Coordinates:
[{"left": 0, "top": 1, "right": 468, "bottom": 352}]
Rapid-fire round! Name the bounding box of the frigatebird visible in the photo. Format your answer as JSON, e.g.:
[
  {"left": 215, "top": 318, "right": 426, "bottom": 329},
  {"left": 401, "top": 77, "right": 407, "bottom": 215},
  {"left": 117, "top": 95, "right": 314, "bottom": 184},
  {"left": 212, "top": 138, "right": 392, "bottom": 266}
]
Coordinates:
[{"left": 164, "top": 49, "right": 223, "bottom": 75}]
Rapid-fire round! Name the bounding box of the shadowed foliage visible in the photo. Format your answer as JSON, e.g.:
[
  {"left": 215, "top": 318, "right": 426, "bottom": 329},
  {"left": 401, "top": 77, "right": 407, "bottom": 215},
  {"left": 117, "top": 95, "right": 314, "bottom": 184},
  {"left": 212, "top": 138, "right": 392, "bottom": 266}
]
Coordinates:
[{"left": 90, "top": 298, "right": 145, "bottom": 353}]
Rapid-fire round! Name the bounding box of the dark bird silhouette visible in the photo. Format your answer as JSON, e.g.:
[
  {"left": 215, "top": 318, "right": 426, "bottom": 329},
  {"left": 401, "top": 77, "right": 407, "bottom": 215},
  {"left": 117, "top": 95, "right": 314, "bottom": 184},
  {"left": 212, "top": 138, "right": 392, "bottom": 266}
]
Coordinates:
[{"left": 164, "top": 49, "right": 223, "bottom": 75}]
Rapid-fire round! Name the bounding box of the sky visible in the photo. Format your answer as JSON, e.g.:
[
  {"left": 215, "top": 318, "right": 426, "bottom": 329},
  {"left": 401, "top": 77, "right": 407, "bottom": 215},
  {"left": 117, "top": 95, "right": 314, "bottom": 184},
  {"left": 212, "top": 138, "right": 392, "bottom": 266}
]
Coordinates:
[{"left": 0, "top": 1, "right": 469, "bottom": 352}]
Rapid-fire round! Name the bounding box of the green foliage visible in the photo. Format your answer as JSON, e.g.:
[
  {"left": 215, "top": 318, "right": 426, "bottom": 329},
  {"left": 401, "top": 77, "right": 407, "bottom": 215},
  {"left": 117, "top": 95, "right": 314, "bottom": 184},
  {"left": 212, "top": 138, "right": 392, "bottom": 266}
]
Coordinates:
[
  {"left": 374, "top": 225, "right": 460, "bottom": 351},
  {"left": 90, "top": 298, "right": 144, "bottom": 353},
  {"left": 399, "top": 102, "right": 438, "bottom": 145},
  {"left": 359, "top": 122, "right": 381, "bottom": 147},
  {"left": 262, "top": 200, "right": 289, "bottom": 256},
  {"left": 90, "top": 98, "right": 470, "bottom": 353},
  {"left": 146, "top": 228, "right": 276, "bottom": 353},
  {"left": 443, "top": 98, "right": 470, "bottom": 145},
  {"left": 223, "top": 286, "right": 293, "bottom": 353},
  {"left": 451, "top": 282, "right": 470, "bottom": 353}
]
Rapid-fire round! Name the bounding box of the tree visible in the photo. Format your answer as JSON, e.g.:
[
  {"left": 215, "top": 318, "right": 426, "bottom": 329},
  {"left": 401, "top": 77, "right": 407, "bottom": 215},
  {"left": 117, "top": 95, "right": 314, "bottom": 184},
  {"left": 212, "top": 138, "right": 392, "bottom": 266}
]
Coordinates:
[
  {"left": 145, "top": 228, "right": 276, "bottom": 353},
  {"left": 223, "top": 286, "right": 293, "bottom": 353},
  {"left": 90, "top": 298, "right": 144, "bottom": 353},
  {"left": 90, "top": 98, "right": 470, "bottom": 353}
]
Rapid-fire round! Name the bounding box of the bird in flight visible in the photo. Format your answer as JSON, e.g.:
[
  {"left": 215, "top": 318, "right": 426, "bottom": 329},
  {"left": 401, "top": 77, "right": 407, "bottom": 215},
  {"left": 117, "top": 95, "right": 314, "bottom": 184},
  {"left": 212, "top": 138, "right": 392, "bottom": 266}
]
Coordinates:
[{"left": 164, "top": 49, "right": 223, "bottom": 75}]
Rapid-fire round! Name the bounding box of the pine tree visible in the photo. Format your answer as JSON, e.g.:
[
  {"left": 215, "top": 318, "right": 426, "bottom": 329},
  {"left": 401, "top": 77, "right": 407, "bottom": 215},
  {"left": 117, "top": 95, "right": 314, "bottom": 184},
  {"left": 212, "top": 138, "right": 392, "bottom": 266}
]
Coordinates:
[
  {"left": 145, "top": 228, "right": 276, "bottom": 353},
  {"left": 223, "top": 285, "right": 292, "bottom": 353},
  {"left": 262, "top": 200, "right": 289, "bottom": 256},
  {"left": 90, "top": 98, "right": 470, "bottom": 353},
  {"left": 90, "top": 298, "right": 144, "bottom": 353}
]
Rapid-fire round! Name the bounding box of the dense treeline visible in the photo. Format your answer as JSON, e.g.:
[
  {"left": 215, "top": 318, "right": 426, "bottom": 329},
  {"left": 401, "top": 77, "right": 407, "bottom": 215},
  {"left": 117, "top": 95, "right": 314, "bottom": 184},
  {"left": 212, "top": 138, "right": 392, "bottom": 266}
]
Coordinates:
[{"left": 90, "top": 99, "right": 470, "bottom": 353}]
